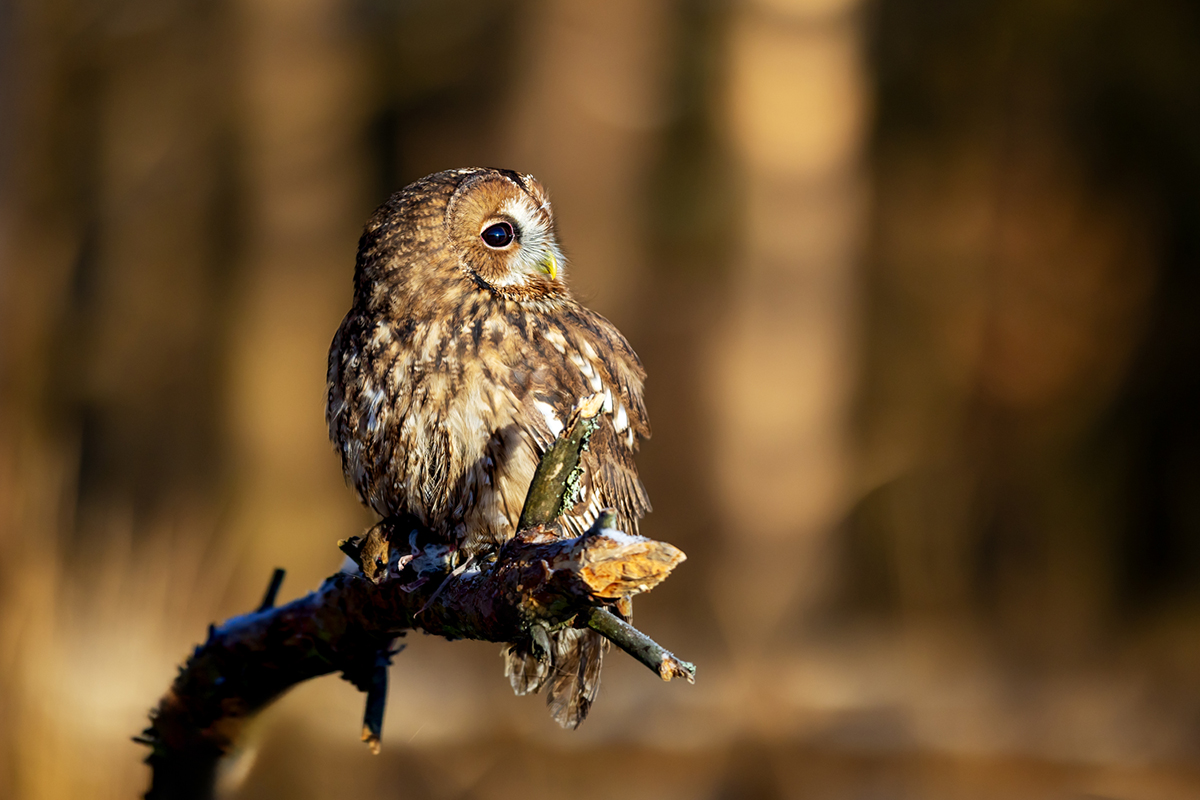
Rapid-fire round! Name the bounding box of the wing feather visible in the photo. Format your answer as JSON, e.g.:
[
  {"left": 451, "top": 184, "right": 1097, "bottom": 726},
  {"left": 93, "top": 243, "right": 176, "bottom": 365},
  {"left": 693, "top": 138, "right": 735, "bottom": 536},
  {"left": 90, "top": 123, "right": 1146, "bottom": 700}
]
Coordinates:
[{"left": 505, "top": 303, "right": 651, "bottom": 538}]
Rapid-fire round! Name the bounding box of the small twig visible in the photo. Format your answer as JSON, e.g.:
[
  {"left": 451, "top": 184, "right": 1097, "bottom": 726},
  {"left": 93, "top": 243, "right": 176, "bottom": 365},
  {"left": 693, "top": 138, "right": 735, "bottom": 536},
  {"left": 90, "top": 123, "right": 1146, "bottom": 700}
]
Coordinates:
[
  {"left": 256, "top": 568, "right": 286, "bottom": 612},
  {"left": 585, "top": 608, "right": 696, "bottom": 683},
  {"left": 518, "top": 393, "right": 603, "bottom": 530}
]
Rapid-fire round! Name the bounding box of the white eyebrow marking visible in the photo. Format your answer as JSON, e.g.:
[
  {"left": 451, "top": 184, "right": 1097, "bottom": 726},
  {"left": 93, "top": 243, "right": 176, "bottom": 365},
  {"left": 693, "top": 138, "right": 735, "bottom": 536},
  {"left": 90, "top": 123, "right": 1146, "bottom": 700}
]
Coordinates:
[{"left": 500, "top": 196, "right": 544, "bottom": 242}]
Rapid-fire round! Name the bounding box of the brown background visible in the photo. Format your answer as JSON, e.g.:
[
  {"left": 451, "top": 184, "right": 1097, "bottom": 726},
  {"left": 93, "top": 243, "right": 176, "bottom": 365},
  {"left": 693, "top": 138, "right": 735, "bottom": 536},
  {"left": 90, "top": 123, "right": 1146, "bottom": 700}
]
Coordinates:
[{"left": 3, "top": 0, "right": 1200, "bottom": 797}]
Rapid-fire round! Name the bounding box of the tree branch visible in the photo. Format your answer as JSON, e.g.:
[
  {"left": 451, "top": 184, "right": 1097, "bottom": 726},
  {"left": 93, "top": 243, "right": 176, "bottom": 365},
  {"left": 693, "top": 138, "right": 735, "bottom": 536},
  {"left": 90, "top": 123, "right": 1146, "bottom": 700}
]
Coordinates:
[{"left": 139, "top": 395, "right": 693, "bottom": 799}]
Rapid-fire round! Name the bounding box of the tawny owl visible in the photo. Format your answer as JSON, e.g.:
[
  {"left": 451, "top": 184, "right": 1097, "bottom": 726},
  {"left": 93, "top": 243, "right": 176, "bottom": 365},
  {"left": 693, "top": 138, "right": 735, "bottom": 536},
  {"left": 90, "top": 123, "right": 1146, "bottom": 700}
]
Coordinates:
[{"left": 326, "top": 167, "right": 651, "bottom": 728}]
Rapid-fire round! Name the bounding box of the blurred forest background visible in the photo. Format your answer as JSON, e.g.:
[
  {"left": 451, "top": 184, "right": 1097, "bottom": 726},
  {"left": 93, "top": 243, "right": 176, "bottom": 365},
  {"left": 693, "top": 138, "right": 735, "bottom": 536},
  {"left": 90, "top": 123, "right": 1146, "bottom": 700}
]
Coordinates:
[{"left": 3, "top": 0, "right": 1200, "bottom": 797}]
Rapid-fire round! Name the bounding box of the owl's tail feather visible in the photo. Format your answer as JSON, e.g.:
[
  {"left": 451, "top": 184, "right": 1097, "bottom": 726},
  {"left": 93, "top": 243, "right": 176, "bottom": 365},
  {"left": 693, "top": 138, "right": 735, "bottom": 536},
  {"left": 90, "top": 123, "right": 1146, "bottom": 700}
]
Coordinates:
[
  {"left": 503, "top": 639, "right": 551, "bottom": 697},
  {"left": 503, "top": 627, "right": 606, "bottom": 729},
  {"left": 545, "top": 628, "right": 606, "bottom": 729}
]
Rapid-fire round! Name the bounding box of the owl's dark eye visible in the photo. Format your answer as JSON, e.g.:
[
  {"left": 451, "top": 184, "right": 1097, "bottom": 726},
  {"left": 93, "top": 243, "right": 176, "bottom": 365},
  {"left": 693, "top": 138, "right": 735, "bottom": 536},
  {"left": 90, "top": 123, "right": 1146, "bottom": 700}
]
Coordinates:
[{"left": 481, "top": 221, "right": 515, "bottom": 248}]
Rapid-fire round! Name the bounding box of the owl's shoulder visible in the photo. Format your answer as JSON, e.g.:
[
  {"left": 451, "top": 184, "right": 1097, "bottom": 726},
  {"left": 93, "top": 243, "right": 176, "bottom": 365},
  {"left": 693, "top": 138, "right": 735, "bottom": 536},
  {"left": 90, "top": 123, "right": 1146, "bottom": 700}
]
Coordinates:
[{"left": 557, "top": 303, "right": 650, "bottom": 436}]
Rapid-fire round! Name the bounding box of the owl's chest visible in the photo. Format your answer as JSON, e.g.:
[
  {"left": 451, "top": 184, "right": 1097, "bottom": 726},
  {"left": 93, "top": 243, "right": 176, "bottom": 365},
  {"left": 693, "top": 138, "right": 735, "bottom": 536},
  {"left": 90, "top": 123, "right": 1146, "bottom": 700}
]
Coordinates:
[{"left": 344, "top": 312, "right": 539, "bottom": 522}]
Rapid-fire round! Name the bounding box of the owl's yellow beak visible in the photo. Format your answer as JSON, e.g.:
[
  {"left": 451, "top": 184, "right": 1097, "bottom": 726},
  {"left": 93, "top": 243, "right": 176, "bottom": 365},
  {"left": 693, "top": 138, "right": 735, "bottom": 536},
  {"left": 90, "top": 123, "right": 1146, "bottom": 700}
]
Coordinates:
[{"left": 539, "top": 251, "right": 558, "bottom": 281}]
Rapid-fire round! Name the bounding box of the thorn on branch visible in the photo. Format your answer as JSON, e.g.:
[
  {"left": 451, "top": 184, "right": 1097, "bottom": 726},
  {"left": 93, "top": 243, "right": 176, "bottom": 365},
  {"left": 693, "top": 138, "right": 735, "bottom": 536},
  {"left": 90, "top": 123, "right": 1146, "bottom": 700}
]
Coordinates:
[{"left": 256, "top": 568, "right": 286, "bottom": 612}]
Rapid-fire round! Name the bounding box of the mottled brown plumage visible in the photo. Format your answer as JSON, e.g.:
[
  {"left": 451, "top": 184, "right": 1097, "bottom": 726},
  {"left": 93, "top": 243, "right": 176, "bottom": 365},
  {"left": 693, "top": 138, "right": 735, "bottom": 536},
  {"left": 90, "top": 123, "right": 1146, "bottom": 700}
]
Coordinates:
[{"left": 326, "top": 168, "right": 651, "bottom": 727}]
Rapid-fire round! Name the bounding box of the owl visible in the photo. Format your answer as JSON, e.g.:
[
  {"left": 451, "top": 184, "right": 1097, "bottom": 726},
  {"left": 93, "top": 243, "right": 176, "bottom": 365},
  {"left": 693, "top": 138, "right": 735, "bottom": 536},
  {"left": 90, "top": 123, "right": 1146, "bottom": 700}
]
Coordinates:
[{"left": 326, "top": 168, "right": 651, "bottom": 728}]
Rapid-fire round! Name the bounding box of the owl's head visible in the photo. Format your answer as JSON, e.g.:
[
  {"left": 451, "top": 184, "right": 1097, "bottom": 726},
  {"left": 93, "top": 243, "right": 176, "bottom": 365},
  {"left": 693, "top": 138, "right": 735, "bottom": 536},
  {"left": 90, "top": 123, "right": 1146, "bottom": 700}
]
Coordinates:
[{"left": 443, "top": 168, "right": 568, "bottom": 303}]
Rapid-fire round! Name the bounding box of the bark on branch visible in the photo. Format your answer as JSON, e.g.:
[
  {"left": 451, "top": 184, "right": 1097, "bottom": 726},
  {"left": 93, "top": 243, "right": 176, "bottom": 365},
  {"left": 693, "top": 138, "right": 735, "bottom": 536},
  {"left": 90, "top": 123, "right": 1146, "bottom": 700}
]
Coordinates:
[{"left": 139, "top": 396, "right": 693, "bottom": 800}]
